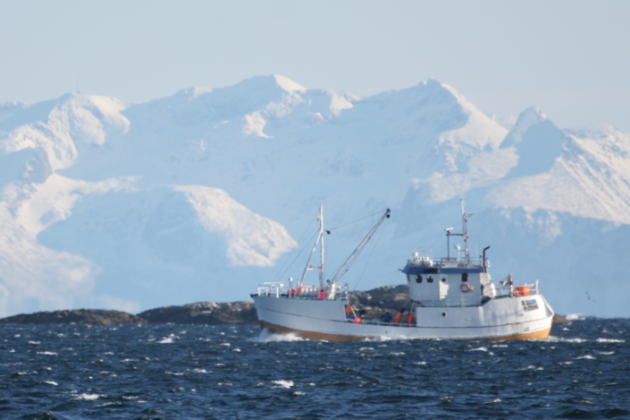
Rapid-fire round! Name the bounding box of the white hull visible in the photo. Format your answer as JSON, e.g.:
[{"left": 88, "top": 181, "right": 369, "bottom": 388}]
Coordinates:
[{"left": 253, "top": 294, "right": 554, "bottom": 342}]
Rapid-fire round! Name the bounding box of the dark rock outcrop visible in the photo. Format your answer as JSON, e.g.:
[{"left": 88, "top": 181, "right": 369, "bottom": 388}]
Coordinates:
[
  {"left": 0, "top": 309, "right": 148, "bottom": 325},
  {"left": 351, "top": 284, "right": 408, "bottom": 319},
  {"left": 552, "top": 313, "right": 571, "bottom": 324},
  {"left": 137, "top": 301, "right": 257, "bottom": 325}
]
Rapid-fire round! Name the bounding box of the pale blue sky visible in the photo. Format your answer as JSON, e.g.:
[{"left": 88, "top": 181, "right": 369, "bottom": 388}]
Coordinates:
[{"left": 1, "top": 0, "right": 628, "bottom": 130}]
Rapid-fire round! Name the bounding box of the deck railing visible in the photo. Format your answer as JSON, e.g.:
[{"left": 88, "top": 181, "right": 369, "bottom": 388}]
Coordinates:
[
  {"left": 407, "top": 255, "right": 483, "bottom": 268},
  {"left": 256, "top": 283, "right": 350, "bottom": 301},
  {"left": 256, "top": 282, "right": 285, "bottom": 298},
  {"left": 484, "top": 280, "right": 539, "bottom": 299}
]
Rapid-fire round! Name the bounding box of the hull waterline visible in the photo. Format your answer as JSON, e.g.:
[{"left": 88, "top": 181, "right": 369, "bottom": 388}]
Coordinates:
[{"left": 259, "top": 320, "right": 552, "bottom": 342}]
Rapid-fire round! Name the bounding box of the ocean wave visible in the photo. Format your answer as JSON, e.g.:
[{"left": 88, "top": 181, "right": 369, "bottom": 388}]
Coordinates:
[
  {"left": 271, "top": 380, "right": 294, "bottom": 388},
  {"left": 40, "top": 381, "right": 58, "bottom": 386},
  {"left": 548, "top": 336, "right": 588, "bottom": 343},
  {"left": 158, "top": 334, "right": 178, "bottom": 344},
  {"left": 468, "top": 346, "right": 487, "bottom": 352},
  {"left": 76, "top": 393, "right": 101, "bottom": 401},
  {"left": 0, "top": 319, "right": 627, "bottom": 419},
  {"left": 254, "top": 329, "right": 305, "bottom": 342}
]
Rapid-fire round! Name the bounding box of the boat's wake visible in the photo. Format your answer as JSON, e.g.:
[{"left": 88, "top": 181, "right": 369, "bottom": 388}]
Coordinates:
[{"left": 253, "top": 328, "right": 306, "bottom": 343}]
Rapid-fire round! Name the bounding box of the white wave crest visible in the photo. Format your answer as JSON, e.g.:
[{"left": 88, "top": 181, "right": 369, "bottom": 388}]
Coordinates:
[
  {"left": 158, "top": 334, "right": 178, "bottom": 344},
  {"left": 254, "top": 329, "right": 305, "bottom": 342},
  {"left": 484, "top": 398, "right": 501, "bottom": 404},
  {"left": 548, "top": 336, "right": 588, "bottom": 343},
  {"left": 596, "top": 338, "right": 624, "bottom": 343},
  {"left": 77, "top": 393, "right": 101, "bottom": 401},
  {"left": 271, "top": 380, "right": 294, "bottom": 388}
]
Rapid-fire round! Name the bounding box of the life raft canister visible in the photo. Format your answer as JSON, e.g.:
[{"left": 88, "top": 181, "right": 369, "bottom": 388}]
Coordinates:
[
  {"left": 296, "top": 286, "right": 306, "bottom": 296},
  {"left": 460, "top": 283, "right": 474, "bottom": 293},
  {"left": 317, "top": 289, "right": 328, "bottom": 300},
  {"left": 513, "top": 285, "right": 531, "bottom": 297},
  {"left": 288, "top": 287, "right": 296, "bottom": 297}
]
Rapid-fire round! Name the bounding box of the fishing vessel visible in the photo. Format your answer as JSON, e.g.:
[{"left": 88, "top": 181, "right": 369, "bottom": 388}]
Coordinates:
[{"left": 252, "top": 202, "right": 555, "bottom": 341}]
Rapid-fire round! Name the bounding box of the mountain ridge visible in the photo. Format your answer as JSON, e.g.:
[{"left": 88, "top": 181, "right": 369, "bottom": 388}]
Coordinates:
[{"left": 1, "top": 75, "right": 628, "bottom": 317}]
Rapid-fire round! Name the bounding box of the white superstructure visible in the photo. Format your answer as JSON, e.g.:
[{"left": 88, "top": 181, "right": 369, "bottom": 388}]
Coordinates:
[{"left": 252, "top": 203, "right": 555, "bottom": 342}]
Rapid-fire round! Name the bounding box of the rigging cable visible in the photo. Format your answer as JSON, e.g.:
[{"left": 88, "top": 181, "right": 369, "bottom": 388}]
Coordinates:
[
  {"left": 352, "top": 217, "right": 389, "bottom": 292},
  {"left": 326, "top": 209, "right": 388, "bottom": 233},
  {"left": 271, "top": 213, "right": 318, "bottom": 284},
  {"left": 329, "top": 208, "right": 390, "bottom": 285}
]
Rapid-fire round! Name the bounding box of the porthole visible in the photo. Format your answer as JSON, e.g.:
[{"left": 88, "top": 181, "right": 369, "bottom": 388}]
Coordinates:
[
  {"left": 441, "top": 278, "right": 446, "bottom": 283},
  {"left": 442, "top": 312, "right": 447, "bottom": 317},
  {"left": 427, "top": 276, "right": 434, "bottom": 283}
]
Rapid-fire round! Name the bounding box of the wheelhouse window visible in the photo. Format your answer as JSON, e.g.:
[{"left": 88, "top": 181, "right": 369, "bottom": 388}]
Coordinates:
[
  {"left": 427, "top": 276, "right": 434, "bottom": 283},
  {"left": 415, "top": 275, "right": 422, "bottom": 283}
]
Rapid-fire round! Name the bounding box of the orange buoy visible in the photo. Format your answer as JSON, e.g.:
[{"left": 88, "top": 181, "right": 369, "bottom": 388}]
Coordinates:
[
  {"left": 460, "top": 283, "right": 473, "bottom": 293},
  {"left": 353, "top": 317, "right": 362, "bottom": 323},
  {"left": 513, "top": 285, "right": 531, "bottom": 297}
]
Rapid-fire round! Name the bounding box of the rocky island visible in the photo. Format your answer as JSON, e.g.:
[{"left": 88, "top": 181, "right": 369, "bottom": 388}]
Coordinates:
[
  {"left": 0, "top": 284, "right": 569, "bottom": 326},
  {"left": 0, "top": 309, "right": 148, "bottom": 325}
]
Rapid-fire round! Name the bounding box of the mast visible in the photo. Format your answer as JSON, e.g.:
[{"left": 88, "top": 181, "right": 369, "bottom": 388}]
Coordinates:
[
  {"left": 319, "top": 206, "right": 325, "bottom": 289},
  {"left": 298, "top": 205, "right": 325, "bottom": 290},
  {"left": 460, "top": 198, "right": 472, "bottom": 260}
]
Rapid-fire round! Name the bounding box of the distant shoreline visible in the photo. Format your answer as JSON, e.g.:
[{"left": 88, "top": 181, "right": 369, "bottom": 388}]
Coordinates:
[
  {"left": 0, "top": 301, "right": 258, "bottom": 326},
  {"left": 0, "top": 284, "right": 572, "bottom": 326}
]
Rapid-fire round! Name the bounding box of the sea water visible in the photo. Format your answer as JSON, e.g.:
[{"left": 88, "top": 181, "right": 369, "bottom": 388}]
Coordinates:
[{"left": 0, "top": 318, "right": 628, "bottom": 419}]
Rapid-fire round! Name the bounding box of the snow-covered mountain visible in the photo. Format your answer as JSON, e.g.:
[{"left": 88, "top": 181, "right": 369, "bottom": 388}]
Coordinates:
[{"left": 1, "top": 75, "right": 628, "bottom": 317}]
